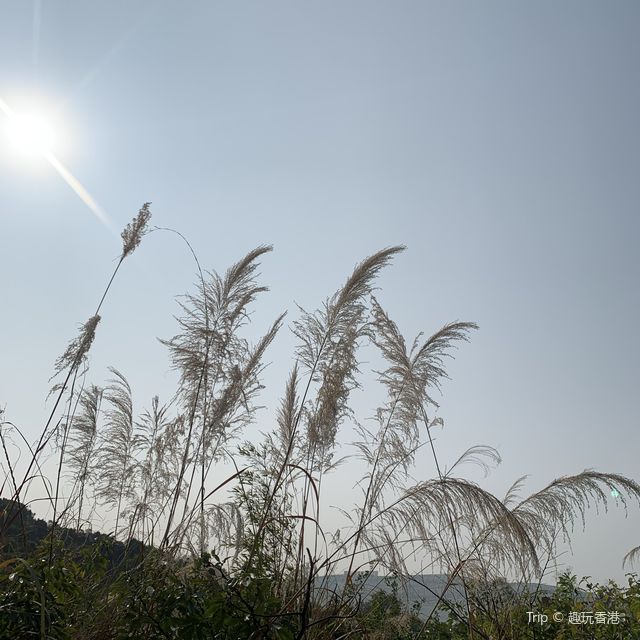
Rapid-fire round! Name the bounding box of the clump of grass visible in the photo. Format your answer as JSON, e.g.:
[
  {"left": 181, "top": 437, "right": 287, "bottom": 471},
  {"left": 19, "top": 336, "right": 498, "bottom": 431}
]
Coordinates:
[{"left": 1, "top": 212, "right": 639, "bottom": 639}]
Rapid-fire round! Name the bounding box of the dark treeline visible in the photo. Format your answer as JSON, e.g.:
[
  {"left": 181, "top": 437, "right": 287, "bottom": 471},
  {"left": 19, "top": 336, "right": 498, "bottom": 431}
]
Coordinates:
[{"left": 0, "top": 498, "right": 143, "bottom": 569}]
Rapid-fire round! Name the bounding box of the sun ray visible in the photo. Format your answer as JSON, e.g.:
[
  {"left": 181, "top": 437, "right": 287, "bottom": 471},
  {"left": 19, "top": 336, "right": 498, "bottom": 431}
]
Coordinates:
[
  {"left": 44, "top": 152, "right": 114, "bottom": 230},
  {"left": 64, "top": 28, "right": 137, "bottom": 105}
]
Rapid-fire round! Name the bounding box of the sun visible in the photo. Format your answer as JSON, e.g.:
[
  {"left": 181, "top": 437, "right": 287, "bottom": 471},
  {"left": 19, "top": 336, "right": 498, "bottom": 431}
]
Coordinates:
[
  {"left": 0, "top": 96, "right": 112, "bottom": 227},
  {"left": 5, "top": 112, "right": 55, "bottom": 156}
]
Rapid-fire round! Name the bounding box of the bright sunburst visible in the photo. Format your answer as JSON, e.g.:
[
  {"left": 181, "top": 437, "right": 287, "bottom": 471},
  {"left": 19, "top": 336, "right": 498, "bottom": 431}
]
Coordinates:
[
  {"left": 6, "top": 112, "right": 55, "bottom": 156},
  {"left": 0, "top": 96, "right": 112, "bottom": 230}
]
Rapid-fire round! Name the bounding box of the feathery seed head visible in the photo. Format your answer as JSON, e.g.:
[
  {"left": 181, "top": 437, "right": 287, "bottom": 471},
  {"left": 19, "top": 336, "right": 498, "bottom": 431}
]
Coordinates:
[
  {"left": 53, "top": 314, "right": 101, "bottom": 376},
  {"left": 121, "top": 202, "right": 152, "bottom": 258}
]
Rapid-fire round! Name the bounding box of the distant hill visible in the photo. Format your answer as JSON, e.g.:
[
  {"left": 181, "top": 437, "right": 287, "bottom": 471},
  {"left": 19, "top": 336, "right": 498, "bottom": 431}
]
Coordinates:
[
  {"left": 0, "top": 498, "right": 143, "bottom": 567},
  {"left": 318, "top": 571, "right": 557, "bottom": 620}
]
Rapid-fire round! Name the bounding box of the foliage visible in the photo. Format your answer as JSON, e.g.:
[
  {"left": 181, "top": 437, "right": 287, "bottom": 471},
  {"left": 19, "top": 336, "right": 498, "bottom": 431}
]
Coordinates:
[{"left": 424, "top": 571, "right": 640, "bottom": 640}]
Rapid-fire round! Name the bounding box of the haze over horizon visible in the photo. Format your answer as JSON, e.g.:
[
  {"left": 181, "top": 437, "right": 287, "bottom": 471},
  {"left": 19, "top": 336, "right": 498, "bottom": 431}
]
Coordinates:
[{"left": 1, "top": 1, "right": 639, "bottom": 584}]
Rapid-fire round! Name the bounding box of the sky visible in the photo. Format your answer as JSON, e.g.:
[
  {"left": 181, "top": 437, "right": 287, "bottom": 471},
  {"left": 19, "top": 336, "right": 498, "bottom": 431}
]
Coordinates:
[{"left": 1, "top": 1, "right": 639, "bottom": 583}]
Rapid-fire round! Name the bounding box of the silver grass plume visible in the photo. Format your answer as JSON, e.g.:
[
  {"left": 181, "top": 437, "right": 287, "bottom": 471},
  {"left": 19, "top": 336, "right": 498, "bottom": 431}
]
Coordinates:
[
  {"left": 357, "top": 300, "right": 478, "bottom": 517},
  {"left": 502, "top": 475, "right": 529, "bottom": 509},
  {"left": 152, "top": 415, "right": 187, "bottom": 507},
  {"left": 67, "top": 384, "right": 103, "bottom": 529},
  {"left": 166, "top": 312, "right": 285, "bottom": 552},
  {"left": 383, "top": 476, "right": 540, "bottom": 575},
  {"left": 510, "top": 471, "right": 640, "bottom": 549},
  {"left": 133, "top": 396, "right": 171, "bottom": 488},
  {"left": 420, "top": 471, "right": 640, "bottom": 593},
  {"left": 276, "top": 365, "right": 300, "bottom": 452},
  {"left": 446, "top": 445, "right": 502, "bottom": 478},
  {"left": 52, "top": 315, "right": 101, "bottom": 379},
  {"left": 129, "top": 395, "right": 172, "bottom": 535},
  {"left": 121, "top": 202, "right": 152, "bottom": 259},
  {"left": 464, "top": 471, "right": 640, "bottom": 580},
  {"left": 370, "top": 297, "right": 478, "bottom": 420},
  {"left": 294, "top": 247, "right": 404, "bottom": 375},
  {"left": 160, "top": 245, "right": 272, "bottom": 415},
  {"left": 95, "top": 368, "right": 136, "bottom": 538},
  {"left": 306, "top": 325, "right": 358, "bottom": 451},
  {"left": 200, "top": 313, "right": 286, "bottom": 458},
  {"left": 293, "top": 247, "right": 404, "bottom": 456},
  {"left": 192, "top": 502, "right": 243, "bottom": 561},
  {"left": 623, "top": 544, "right": 640, "bottom": 568}
]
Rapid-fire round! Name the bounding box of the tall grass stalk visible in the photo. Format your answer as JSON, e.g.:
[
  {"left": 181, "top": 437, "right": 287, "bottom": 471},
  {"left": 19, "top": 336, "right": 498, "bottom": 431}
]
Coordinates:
[{"left": 1, "top": 204, "right": 152, "bottom": 539}]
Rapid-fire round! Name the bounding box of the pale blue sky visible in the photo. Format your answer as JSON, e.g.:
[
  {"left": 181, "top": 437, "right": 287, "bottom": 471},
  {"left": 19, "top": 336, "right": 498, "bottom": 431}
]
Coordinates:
[{"left": 1, "top": 1, "right": 639, "bottom": 582}]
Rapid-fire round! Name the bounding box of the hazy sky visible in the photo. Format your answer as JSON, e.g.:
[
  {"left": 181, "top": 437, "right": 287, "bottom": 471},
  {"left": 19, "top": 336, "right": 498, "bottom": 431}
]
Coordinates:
[{"left": 1, "top": 1, "right": 639, "bottom": 583}]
